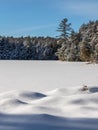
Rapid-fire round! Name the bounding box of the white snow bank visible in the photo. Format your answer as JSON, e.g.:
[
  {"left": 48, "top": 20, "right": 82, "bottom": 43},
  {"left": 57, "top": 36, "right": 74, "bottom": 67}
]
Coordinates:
[
  {"left": 0, "top": 86, "right": 98, "bottom": 117},
  {"left": 0, "top": 61, "right": 98, "bottom": 130},
  {"left": 0, "top": 87, "right": 98, "bottom": 130}
]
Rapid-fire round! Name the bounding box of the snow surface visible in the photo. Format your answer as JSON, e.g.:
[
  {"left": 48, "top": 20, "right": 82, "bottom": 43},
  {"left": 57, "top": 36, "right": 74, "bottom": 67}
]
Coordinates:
[{"left": 0, "top": 61, "right": 98, "bottom": 130}]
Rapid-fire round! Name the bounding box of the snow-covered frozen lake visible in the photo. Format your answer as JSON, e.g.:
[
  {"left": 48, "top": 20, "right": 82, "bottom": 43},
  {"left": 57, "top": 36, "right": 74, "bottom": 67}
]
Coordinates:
[
  {"left": 0, "top": 61, "right": 98, "bottom": 130},
  {"left": 0, "top": 61, "right": 98, "bottom": 92}
]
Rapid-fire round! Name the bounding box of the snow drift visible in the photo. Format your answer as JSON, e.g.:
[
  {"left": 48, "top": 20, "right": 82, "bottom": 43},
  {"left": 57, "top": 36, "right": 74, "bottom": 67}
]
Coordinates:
[{"left": 0, "top": 61, "right": 98, "bottom": 130}]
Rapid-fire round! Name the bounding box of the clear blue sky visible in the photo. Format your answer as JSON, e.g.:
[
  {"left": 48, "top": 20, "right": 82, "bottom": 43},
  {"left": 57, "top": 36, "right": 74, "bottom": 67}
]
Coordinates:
[{"left": 0, "top": 0, "right": 98, "bottom": 37}]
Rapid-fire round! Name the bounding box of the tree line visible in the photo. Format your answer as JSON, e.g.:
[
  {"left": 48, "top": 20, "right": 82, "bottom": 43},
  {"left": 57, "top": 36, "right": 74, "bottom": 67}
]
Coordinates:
[
  {"left": 0, "top": 18, "right": 98, "bottom": 62},
  {"left": 0, "top": 36, "right": 59, "bottom": 60},
  {"left": 56, "top": 18, "right": 98, "bottom": 62}
]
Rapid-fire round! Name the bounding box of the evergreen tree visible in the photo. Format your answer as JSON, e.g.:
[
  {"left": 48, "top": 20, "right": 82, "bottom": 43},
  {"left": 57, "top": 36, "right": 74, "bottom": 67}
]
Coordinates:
[
  {"left": 57, "top": 18, "right": 72, "bottom": 39},
  {"left": 79, "top": 42, "right": 92, "bottom": 61}
]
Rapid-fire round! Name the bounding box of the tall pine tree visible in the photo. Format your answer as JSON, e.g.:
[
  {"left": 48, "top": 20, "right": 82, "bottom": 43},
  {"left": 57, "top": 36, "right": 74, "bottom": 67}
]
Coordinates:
[{"left": 57, "top": 18, "right": 72, "bottom": 39}]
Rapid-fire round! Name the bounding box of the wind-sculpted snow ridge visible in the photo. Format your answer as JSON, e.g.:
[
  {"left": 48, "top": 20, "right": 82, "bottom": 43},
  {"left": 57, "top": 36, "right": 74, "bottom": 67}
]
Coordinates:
[
  {"left": 0, "top": 87, "right": 98, "bottom": 129},
  {"left": 0, "top": 87, "right": 98, "bottom": 116}
]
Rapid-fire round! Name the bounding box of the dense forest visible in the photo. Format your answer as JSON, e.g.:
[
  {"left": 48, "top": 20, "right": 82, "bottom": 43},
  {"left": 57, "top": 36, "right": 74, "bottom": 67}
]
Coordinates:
[
  {"left": 0, "top": 18, "right": 98, "bottom": 62},
  {"left": 0, "top": 36, "right": 58, "bottom": 60}
]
